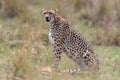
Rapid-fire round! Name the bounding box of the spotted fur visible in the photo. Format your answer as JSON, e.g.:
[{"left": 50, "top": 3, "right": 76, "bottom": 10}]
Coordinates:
[{"left": 41, "top": 9, "right": 99, "bottom": 73}]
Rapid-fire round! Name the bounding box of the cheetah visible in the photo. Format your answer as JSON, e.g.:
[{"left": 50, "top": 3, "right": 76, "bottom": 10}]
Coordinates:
[{"left": 41, "top": 9, "right": 99, "bottom": 73}]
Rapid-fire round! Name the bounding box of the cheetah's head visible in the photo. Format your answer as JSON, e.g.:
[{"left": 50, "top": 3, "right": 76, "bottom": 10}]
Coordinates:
[{"left": 41, "top": 9, "right": 58, "bottom": 23}]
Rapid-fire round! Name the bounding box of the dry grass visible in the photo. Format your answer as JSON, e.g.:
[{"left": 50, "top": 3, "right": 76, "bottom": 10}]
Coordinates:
[
  {"left": 0, "top": 0, "right": 26, "bottom": 18},
  {"left": 74, "top": 0, "right": 120, "bottom": 27},
  {"left": 92, "top": 27, "right": 120, "bottom": 46}
]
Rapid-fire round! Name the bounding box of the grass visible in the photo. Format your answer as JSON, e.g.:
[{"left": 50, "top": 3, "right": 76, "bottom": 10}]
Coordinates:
[
  {"left": 0, "top": 44, "right": 120, "bottom": 80},
  {"left": 0, "top": 1, "right": 120, "bottom": 80}
]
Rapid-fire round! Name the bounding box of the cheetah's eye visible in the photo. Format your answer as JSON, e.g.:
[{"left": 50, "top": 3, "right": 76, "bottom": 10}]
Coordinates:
[
  {"left": 43, "top": 12, "right": 46, "bottom": 14},
  {"left": 49, "top": 12, "right": 52, "bottom": 14}
]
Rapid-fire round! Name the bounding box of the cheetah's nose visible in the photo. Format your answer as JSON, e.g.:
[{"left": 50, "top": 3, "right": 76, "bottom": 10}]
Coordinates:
[{"left": 45, "top": 17, "right": 50, "bottom": 22}]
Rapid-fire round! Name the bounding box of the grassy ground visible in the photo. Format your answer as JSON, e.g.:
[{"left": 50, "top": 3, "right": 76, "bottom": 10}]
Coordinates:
[
  {"left": 0, "top": 44, "right": 120, "bottom": 80},
  {"left": 0, "top": 5, "right": 120, "bottom": 80}
]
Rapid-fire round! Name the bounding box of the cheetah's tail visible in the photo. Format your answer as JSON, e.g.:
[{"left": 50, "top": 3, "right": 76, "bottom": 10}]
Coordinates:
[{"left": 60, "top": 68, "right": 81, "bottom": 74}]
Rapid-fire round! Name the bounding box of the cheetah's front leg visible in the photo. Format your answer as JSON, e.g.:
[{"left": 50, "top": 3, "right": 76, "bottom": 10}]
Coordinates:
[{"left": 53, "top": 45, "right": 63, "bottom": 71}]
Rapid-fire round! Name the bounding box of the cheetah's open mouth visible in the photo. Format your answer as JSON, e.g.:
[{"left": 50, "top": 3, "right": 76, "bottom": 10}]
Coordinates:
[{"left": 45, "top": 17, "right": 51, "bottom": 22}]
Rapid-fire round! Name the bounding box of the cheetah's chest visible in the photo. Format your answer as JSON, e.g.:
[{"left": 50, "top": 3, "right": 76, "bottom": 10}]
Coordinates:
[{"left": 49, "top": 29, "right": 54, "bottom": 44}]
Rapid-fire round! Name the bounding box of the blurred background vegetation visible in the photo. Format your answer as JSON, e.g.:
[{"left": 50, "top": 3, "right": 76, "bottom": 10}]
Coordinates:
[{"left": 0, "top": 0, "right": 120, "bottom": 80}]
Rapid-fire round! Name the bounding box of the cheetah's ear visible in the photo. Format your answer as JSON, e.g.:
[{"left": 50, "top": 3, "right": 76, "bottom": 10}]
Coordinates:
[
  {"left": 41, "top": 9, "right": 45, "bottom": 14},
  {"left": 55, "top": 9, "right": 59, "bottom": 13}
]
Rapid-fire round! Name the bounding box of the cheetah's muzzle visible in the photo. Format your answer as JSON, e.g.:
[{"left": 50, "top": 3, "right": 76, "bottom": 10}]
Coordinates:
[{"left": 45, "top": 17, "right": 51, "bottom": 22}]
